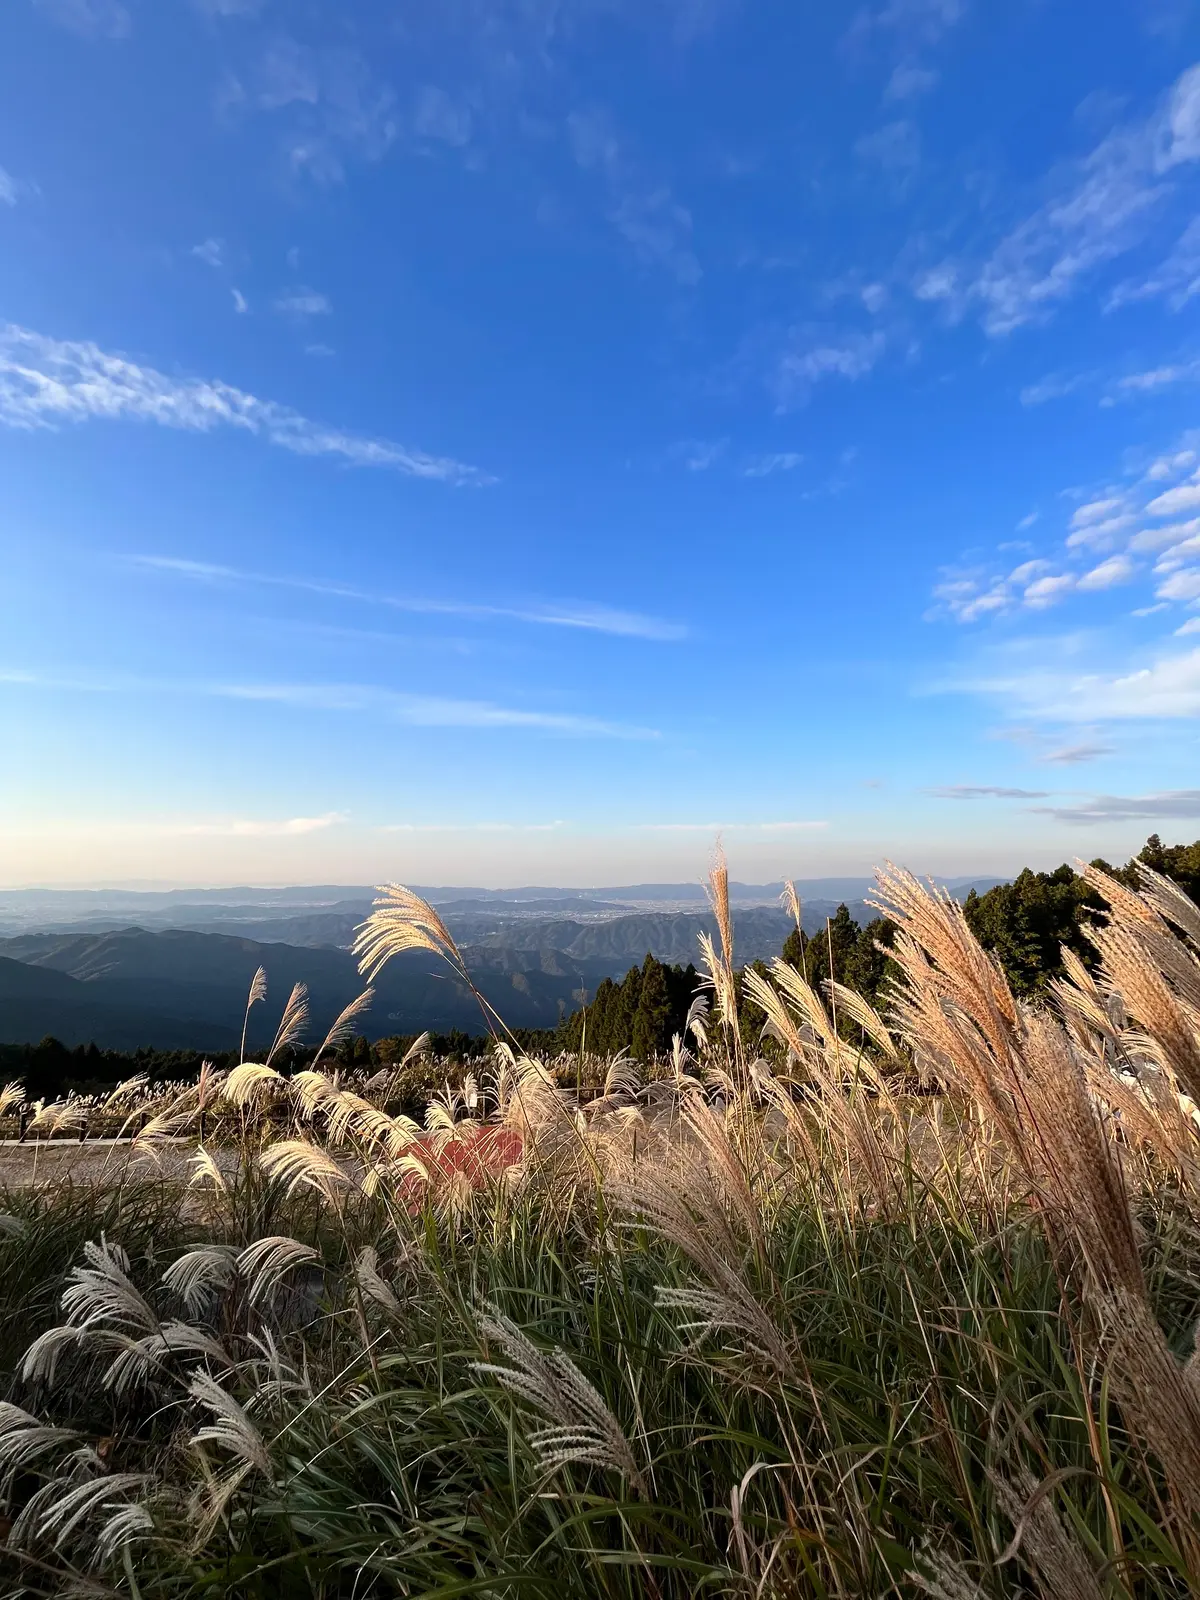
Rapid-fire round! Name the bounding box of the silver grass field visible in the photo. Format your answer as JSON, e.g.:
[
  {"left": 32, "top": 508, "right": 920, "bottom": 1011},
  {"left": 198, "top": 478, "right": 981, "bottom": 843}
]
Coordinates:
[{"left": 3, "top": 856, "right": 1200, "bottom": 1596}]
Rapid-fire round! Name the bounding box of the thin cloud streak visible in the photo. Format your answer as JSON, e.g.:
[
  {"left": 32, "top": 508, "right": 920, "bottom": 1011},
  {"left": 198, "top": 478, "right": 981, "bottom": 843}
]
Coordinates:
[
  {"left": 383, "top": 820, "right": 567, "bottom": 833},
  {"left": 220, "top": 681, "right": 659, "bottom": 738},
  {"left": 128, "top": 553, "right": 687, "bottom": 642},
  {"left": 166, "top": 812, "right": 346, "bottom": 838},
  {"left": 927, "top": 785, "right": 1051, "bottom": 799},
  {"left": 1031, "top": 789, "right": 1200, "bottom": 823},
  {"left": 0, "top": 666, "right": 658, "bottom": 740},
  {"left": 635, "top": 820, "right": 829, "bottom": 832},
  {"left": 0, "top": 323, "right": 486, "bottom": 484},
  {"left": 1, "top": 812, "right": 345, "bottom": 841}
]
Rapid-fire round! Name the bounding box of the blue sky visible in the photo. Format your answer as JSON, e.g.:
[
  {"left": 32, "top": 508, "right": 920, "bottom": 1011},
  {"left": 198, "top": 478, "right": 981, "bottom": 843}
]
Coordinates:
[{"left": 3, "top": 0, "right": 1200, "bottom": 887}]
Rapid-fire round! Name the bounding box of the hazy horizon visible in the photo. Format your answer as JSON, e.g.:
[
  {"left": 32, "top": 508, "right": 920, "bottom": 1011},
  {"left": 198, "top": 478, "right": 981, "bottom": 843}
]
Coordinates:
[{"left": 0, "top": 830, "right": 1157, "bottom": 897}]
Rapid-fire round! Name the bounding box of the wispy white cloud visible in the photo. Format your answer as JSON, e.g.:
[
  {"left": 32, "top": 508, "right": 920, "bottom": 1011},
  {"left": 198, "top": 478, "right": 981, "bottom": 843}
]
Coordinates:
[
  {"left": 1066, "top": 495, "right": 1136, "bottom": 549},
  {"left": 34, "top": 0, "right": 130, "bottom": 38},
  {"left": 0, "top": 167, "right": 17, "bottom": 207},
  {"left": 0, "top": 323, "right": 484, "bottom": 483},
  {"left": 414, "top": 85, "right": 473, "bottom": 147},
  {"left": 568, "top": 108, "right": 700, "bottom": 285},
  {"left": 884, "top": 61, "right": 939, "bottom": 101},
  {"left": 932, "top": 430, "right": 1200, "bottom": 625},
  {"left": 218, "top": 681, "right": 660, "bottom": 738},
  {"left": 4, "top": 809, "right": 344, "bottom": 842},
  {"left": 967, "top": 644, "right": 1200, "bottom": 720},
  {"left": 273, "top": 287, "right": 332, "bottom": 316},
  {"left": 191, "top": 0, "right": 264, "bottom": 16},
  {"left": 844, "top": 0, "right": 965, "bottom": 53},
  {"left": 975, "top": 136, "right": 1168, "bottom": 335},
  {"left": 231, "top": 289, "right": 249, "bottom": 314},
  {"left": 921, "top": 62, "right": 1200, "bottom": 336},
  {"left": 1108, "top": 215, "right": 1200, "bottom": 309},
  {"left": 249, "top": 37, "right": 399, "bottom": 186},
  {"left": 774, "top": 329, "right": 886, "bottom": 406},
  {"left": 128, "top": 553, "right": 687, "bottom": 641},
  {"left": 635, "top": 820, "right": 829, "bottom": 832},
  {"left": 672, "top": 437, "right": 727, "bottom": 472},
  {"left": 384, "top": 820, "right": 565, "bottom": 834},
  {"left": 0, "top": 664, "right": 660, "bottom": 740},
  {"left": 1020, "top": 370, "right": 1092, "bottom": 406},
  {"left": 1156, "top": 566, "right": 1200, "bottom": 602},
  {"left": 1025, "top": 359, "right": 1200, "bottom": 407},
  {"left": 1023, "top": 572, "right": 1077, "bottom": 608},
  {"left": 1078, "top": 553, "right": 1136, "bottom": 590},
  {"left": 1114, "top": 357, "right": 1200, "bottom": 392},
  {"left": 742, "top": 451, "right": 804, "bottom": 477},
  {"left": 855, "top": 118, "right": 921, "bottom": 179},
  {"left": 1031, "top": 789, "right": 1200, "bottom": 823},
  {"left": 191, "top": 238, "right": 224, "bottom": 268},
  {"left": 1042, "top": 741, "right": 1114, "bottom": 764},
  {"left": 927, "top": 785, "right": 1050, "bottom": 799},
  {"left": 167, "top": 811, "right": 345, "bottom": 837},
  {"left": 931, "top": 572, "right": 1011, "bottom": 623},
  {"left": 1147, "top": 479, "right": 1200, "bottom": 516}
]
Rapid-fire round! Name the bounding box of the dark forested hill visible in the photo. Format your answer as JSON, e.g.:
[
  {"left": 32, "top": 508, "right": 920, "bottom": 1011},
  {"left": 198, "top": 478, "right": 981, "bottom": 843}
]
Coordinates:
[
  {"left": 0, "top": 954, "right": 241, "bottom": 1052},
  {"left": 0, "top": 929, "right": 589, "bottom": 1047}
]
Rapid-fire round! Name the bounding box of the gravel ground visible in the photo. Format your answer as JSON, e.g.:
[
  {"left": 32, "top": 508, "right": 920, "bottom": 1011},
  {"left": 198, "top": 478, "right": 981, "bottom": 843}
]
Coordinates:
[{"left": 0, "top": 1139, "right": 231, "bottom": 1189}]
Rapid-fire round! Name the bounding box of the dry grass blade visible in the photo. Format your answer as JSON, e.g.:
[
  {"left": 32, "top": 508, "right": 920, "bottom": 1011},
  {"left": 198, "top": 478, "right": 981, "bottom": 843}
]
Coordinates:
[
  {"left": 188, "top": 1146, "right": 228, "bottom": 1192},
  {"left": 474, "top": 1307, "right": 648, "bottom": 1496},
  {"left": 0, "top": 1403, "right": 77, "bottom": 1481},
  {"left": 609, "top": 1161, "right": 795, "bottom": 1380},
  {"left": 258, "top": 1138, "right": 350, "bottom": 1201},
  {"left": 826, "top": 980, "right": 899, "bottom": 1059},
  {"left": 602, "top": 1052, "right": 641, "bottom": 1102},
  {"left": 189, "top": 1369, "right": 272, "bottom": 1476},
  {"left": 353, "top": 884, "right": 461, "bottom": 982},
  {"left": 698, "top": 930, "right": 738, "bottom": 1032},
  {"left": 312, "top": 987, "right": 376, "bottom": 1066},
  {"left": 103, "top": 1322, "right": 235, "bottom": 1397},
  {"left": 61, "top": 1238, "right": 159, "bottom": 1336},
  {"left": 1078, "top": 867, "right": 1200, "bottom": 1104},
  {"left": 355, "top": 1246, "right": 402, "bottom": 1316},
  {"left": 1133, "top": 861, "right": 1200, "bottom": 948},
  {"left": 241, "top": 964, "right": 268, "bottom": 1061},
  {"left": 235, "top": 1235, "right": 320, "bottom": 1307},
  {"left": 223, "top": 1061, "right": 284, "bottom": 1110},
  {"left": 781, "top": 879, "right": 802, "bottom": 933},
  {"left": 913, "top": 1544, "right": 985, "bottom": 1599},
  {"left": 991, "top": 1467, "right": 1106, "bottom": 1600},
  {"left": 163, "top": 1245, "right": 239, "bottom": 1316},
  {"left": 12, "top": 1471, "right": 151, "bottom": 1556},
  {"left": 402, "top": 1030, "right": 431, "bottom": 1067},
  {"left": 105, "top": 1074, "right": 149, "bottom": 1107},
  {"left": 706, "top": 843, "right": 734, "bottom": 974},
  {"left": 266, "top": 981, "right": 309, "bottom": 1067},
  {"left": 290, "top": 1068, "right": 338, "bottom": 1121}
]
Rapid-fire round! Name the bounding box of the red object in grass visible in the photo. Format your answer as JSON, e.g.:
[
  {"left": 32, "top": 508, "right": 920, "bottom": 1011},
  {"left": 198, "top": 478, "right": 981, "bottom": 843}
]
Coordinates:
[
  {"left": 424, "top": 1126, "right": 523, "bottom": 1184},
  {"left": 397, "top": 1125, "right": 524, "bottom": 1209}
]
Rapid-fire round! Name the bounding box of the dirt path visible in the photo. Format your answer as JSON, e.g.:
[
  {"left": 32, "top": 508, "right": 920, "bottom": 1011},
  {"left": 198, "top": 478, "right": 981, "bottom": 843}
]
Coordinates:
[{"left": 0, "top": 1138, "right": 222, "bottom": 1188}]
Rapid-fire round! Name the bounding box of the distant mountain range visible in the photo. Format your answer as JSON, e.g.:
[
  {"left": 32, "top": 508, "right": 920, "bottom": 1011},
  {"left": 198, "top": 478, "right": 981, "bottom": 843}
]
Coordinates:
[
  {"left": 0, "top": 877, "right": 1007, "bottom": 1051},
  {"left": 0, "top": 876, "right": 1003, "bottom": 931}
]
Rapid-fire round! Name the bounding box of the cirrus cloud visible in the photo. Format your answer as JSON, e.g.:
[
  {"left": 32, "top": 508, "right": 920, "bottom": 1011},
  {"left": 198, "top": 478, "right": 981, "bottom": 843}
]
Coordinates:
[{"left": 0, "top": 323, "right": 485, "bottom": 483}]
